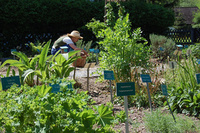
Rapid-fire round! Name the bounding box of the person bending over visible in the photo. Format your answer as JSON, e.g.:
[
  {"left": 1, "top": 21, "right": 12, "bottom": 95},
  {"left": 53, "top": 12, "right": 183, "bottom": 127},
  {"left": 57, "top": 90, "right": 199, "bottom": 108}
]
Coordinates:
[{"left": 51, "top": 30, "right": 88, "bottom": 56}]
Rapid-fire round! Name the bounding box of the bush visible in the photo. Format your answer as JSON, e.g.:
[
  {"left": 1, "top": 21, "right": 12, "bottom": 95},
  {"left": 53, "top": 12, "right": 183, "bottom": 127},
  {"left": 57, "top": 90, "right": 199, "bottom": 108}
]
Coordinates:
[
  {"left": 150, "top": 34, "right": 176, "bottom": 61},
  {"left": 0, "top": 83, "right": 116, "bottom": 132},
  {"left": 144, "top": 109, "right": 200, "bottom": 133},
  {"left": 187, "top": 43, "right": 200, "bottom": 59},
  {"left": 164, "top": 56, "right": 200, "bottom": 117}
]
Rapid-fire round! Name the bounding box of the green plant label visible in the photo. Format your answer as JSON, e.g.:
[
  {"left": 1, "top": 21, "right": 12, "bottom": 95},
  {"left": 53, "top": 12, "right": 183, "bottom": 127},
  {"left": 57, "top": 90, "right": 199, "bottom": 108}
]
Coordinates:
[
  {"left": 1, "top": 76, "right": 21, "bottom": 90},
  {"left": 50, "top": 84, "right": 61, "bottom": 93},
  {"left": 117, "top": 82, "right": 135, "bottom": 96},
  {"left": 67, "top": 83, "right": 73, "bottom": 90},
  {"left": 161, "top": 84, "right": 168, "bottom": 96},
  {"left": 104, "top": 71, "right": 115, "bottom": 80},
  {"left": 141, "top": 74, "right": 151, "bottom": 83},
  {"left": 50, "top": 83, "right": 73, "bottom": 93},
  {"left": 196, "top": 73, "right": 200, "bottom": 84}
]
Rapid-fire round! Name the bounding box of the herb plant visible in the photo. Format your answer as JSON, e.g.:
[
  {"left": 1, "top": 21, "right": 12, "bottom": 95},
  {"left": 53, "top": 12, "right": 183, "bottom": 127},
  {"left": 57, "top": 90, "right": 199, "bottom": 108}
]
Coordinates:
[{"left": 0, "top": 82, "right": 116, "bottom": 132}]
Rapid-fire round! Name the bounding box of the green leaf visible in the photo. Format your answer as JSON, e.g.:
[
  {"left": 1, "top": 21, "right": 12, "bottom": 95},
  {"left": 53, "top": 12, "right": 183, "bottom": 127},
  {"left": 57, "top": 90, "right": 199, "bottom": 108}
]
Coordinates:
[
  {"left": 95, "top": 104, "right": 114, "bottom": 126},
  {"left": 38, "top": 40, "right": 51, "bottom": 71},
  {"left": 12, "top": 51, "right": 30, "bottom": 66}
]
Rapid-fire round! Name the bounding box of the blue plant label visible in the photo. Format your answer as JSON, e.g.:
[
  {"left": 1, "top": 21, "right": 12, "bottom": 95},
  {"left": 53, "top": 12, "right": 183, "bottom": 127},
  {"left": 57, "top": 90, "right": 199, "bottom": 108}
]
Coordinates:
[
  {"left": 161, "top": 84, "right": 168, "bottom": 96},
  {"left": 49, "top": 84, "right": 61, "bottom": 93},
  {"left": 117, "top": 82, "right": 135, "bottom": 96},
  {"left": 49, "top": 82, "right": 73, "bottom": 93},
  {"left": 11, "top": 49, "right": 17, "bottom": 53},
  {"left": 1, "top": 76, "right": 21, "bottom": 90},
  {"left": 196, "top": 59, "right": 200, "bottom": 65},
  {"left": 89, "top": 49, "right": 94, "bottom": 52},
  {"left": 104, "top": 71, "right": 115, "bottom": 80},
  {"left": 140, "top": 74, "right": 151, "bottom": 83},
  {"left": 196, "top": 73, "right": 200, "bottom": 84},
  {"left": 184, "top": 45, "right": 188, "bottom": 48},
  {"left": 159, "top": 47, "right": 164, "bottom": 51},
  {"left": 67, "top": 83, "right": 73, "bottom": 91},
  {"left": 94, "top": 49, "right": 100, "bottom": 53}
]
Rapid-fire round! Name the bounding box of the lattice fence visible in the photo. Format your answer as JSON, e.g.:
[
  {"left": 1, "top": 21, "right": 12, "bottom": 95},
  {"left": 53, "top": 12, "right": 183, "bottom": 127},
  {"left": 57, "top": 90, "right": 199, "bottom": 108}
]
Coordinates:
[{"left": 166, "top": 28, "right": 200, "bottom": 46}]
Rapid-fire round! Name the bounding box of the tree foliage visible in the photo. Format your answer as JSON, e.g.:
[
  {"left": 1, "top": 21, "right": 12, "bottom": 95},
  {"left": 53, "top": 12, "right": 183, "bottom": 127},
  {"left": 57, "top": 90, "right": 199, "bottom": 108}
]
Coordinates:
[{"left": 0, "top": 0, "right": 174, "bottom": 57}]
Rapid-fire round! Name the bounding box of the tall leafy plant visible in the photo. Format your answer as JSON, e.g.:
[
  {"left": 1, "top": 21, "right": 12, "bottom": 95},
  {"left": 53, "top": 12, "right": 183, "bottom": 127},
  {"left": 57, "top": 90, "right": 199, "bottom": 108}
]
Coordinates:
[
  {"left": 0, "top": 51, "right": 39, "bottom": 86},
  {"left": 50, "top": 51, "right": 80, "bottom": 79},
  {"left": 0, "top": 40, "right": 80, "bottom": 86},
  {"left": 87, "top": 3, "right": 150, "bottom": 82}
]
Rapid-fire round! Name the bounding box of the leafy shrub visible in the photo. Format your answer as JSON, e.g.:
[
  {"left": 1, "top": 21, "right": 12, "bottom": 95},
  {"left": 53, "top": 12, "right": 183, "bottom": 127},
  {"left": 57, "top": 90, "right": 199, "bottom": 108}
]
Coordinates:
[
  {"left": 165, "top": 56, "right": 200, "bottom": 117},
  {"left": 87, "top": 4, "right": 150, "bottom": 82},
  {"left": 144, "top": 109, "right": 200, "bottom": 133},
  {"left": 187, "top": 43, "right": 200, "bottom": 59},
  {"left": 150, "top": 34, "right": 176, "bottom": 61},
  {"left": 0, "top": 83, "right": 116, "bottom": 132},
  {"left": 0, "top": 40, "right": 80, "bottom": 86}
]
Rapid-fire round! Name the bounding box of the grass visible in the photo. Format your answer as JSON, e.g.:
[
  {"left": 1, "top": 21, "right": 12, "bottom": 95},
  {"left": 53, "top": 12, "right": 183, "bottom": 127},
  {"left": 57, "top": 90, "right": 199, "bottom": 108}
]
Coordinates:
[{"left": 144, "top": 109, "right": 200, "bottom": 133}]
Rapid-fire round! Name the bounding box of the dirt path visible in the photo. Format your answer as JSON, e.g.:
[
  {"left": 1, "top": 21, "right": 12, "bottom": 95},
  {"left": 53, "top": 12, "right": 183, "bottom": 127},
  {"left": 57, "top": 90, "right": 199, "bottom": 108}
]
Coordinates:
[{"left": 76, "top": 77, "right": 148, "bottom": 133}]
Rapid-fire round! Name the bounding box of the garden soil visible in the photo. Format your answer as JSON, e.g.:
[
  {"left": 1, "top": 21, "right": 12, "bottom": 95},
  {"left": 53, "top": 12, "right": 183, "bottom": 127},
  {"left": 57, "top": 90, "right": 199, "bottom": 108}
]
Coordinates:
[{"left": 1, "top": 64, "right": 200, "bottom": 133}]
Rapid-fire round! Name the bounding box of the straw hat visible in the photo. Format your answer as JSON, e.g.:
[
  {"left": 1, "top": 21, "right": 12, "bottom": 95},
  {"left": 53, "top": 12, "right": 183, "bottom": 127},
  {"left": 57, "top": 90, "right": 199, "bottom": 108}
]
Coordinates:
[{"left": 67, "top": 30, "right": 83, "bottom": 39}]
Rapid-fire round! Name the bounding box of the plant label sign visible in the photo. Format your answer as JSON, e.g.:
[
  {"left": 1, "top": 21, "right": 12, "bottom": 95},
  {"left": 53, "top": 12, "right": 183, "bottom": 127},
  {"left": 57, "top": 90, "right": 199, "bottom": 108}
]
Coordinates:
[
  {"left": 49, "top": 83, "right": 73, "bottom": 93},
  {"left": 1, "top": 76, "right": 21, "bottom": 90},
  {"left": 89, "top": 49, "right": 94, "bottom": 52},
  {"left": 161, "top": 84, "right": 168, "bottom": 96},
  {"left": 50, "top": 84, "right": 61, "bottom": 93},
  {"left": 11, "top": 49, "right": 17, "bottom": 54},
  {"left": 196, "top": 73, "right": 200, "bottom": 84},
  {"left": 117, "top": 82, "right": 135, "bottom": 96},
  {"left": 141, "top": 74, "right": 151, "bottom": 83},
  {"left": 104, "top": 71, "right": 115, "bottom": 80}
]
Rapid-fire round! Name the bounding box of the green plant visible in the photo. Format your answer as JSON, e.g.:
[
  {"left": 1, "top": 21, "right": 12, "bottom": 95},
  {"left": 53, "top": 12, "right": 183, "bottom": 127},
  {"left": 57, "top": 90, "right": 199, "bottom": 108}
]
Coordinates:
[
  {"left": 144, "top": 109, "right": 200, "bottom": 133},
  {"left": 49, "top": 50, "right": 80, "bottom": 79},
  {"left": 0, "top": 40, "right": 80, "bottom": 86},
  {"left": 75, "top": 40, "right": 98, "bottom": 63},
  {"left": 165, "top": 56, "right": 200, "bottom": 117},
  {"left": 76, "top": 40, "right": 93, "bottom": 52},
  {"left": 187, "top": 43, "right": 200, "bottom": 59},
  {"left": 150, "top": 34, "right": 176, "bottom": 61},
  {"left": 87, "top": 3, "right": 150, "bottom": 83},
  {"left": 0, "top": 40, "right": 53, "bottom": 86},
  {"left": 0, "top": 82, "right": 117, "bottom": 132},
  {"left": 25, "top": 40, "right": 46, "bottom": 56}
]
